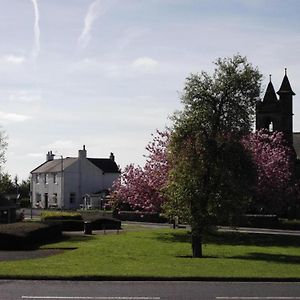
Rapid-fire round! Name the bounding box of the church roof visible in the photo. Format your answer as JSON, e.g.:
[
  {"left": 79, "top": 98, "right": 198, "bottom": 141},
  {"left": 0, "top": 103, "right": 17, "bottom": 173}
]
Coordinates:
[
  {"left": 263, "top": 81, "right": 278, "bottom": 103},
  {"left": 277, "top": 74, "right": 296, "bottom": 95}
]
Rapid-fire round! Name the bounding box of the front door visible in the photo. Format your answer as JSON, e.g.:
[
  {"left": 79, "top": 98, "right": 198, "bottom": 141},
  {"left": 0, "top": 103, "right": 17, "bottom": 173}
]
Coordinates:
[{"left": 44, "top": 193, "right": 48, "bottom": 209}]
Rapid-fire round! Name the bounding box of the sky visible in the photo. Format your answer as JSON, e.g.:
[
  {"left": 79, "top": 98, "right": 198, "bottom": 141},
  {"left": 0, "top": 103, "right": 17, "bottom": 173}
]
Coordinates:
[{"left": 0, "top": 0, "right": 300, "bottom": 180}]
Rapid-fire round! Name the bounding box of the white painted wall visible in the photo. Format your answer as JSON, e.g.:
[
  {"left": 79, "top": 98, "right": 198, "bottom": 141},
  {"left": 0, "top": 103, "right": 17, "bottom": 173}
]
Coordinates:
[{"left": 31, "top": 153, "right": 120, "bottom": 209}]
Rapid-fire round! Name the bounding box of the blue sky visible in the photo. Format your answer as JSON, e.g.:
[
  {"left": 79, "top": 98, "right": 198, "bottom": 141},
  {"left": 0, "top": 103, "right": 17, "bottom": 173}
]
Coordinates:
[{"left": 0, "top": 0, "right": 300, "bottom": 180}]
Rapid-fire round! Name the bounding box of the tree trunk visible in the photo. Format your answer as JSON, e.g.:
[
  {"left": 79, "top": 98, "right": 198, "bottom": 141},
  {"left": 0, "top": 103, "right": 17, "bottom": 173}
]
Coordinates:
[{"left": 191, "top": 230, "right": 202, "bottom": 258}]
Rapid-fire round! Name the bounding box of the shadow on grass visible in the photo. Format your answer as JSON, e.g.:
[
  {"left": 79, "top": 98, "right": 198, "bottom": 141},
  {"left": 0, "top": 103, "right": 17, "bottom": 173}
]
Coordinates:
[
  {"left": 43, "top": 233, "right": 94, "bottom": 247},
  {"left": 154, "top": 230, "right": 300, "bottom": 248},
  {"left": 232, "top": 252, "right": 300, "bottom": 264}
]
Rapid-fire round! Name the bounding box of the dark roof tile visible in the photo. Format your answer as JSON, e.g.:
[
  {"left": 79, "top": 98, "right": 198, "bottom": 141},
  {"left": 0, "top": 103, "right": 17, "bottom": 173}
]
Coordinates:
[{"left": 87, "top": 158, "right": 120, "bottom": 173}]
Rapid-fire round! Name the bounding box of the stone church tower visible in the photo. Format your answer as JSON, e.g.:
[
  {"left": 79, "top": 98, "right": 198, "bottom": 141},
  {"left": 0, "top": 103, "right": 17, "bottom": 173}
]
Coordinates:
[{"left": 256, "top": 69, "right": 296, "bottom": 145}]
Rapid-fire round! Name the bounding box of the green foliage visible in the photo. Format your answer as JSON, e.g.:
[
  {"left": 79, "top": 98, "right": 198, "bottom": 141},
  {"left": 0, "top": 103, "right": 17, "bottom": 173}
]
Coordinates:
[
  {"left": 116, "top": 211, "right": 167, "bottom": 223},
  {"left": 166, "top": 54, "right": 262, "bottom": 257},
  {"left": 0, "top": 173, "right": 15, "bottom": 195},
  {"left": 18, "top": 177, "right": 31, "bottom": 199},
  {"left": 0, "top": 127, "right": 7, "bottom": 172},
  {"left": 20, "top": 198, "right": 31, "bottom": 208},
  {"left": 41, "top": 211, "right": 82, "bottom": 221},
  {"left": 0, "top": 222, "right": 62, "bottom": 250}
]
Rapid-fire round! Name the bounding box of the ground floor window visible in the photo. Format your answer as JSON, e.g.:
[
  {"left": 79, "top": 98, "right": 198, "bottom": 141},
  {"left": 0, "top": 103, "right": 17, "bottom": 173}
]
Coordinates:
[
  {"left": 35, "top": 193, "right": 42, "bottom": 208},
  {"left": 52, "top": 193, "right": 57, "bottom": 204},
  {"left": 69, "top": 192, "right": 76, "bottom": 204}
]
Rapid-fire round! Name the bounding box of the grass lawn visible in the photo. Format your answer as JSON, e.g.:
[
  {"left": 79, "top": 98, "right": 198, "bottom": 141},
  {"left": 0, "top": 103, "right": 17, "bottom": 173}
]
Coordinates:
[{"left": 0, "top": 226, "right": 300, "bottom": 279}]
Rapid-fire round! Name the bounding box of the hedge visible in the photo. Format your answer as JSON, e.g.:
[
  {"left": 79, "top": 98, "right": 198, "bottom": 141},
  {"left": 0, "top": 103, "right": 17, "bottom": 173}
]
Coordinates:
[
  {"left": 0, "top": 222, "right": 62, "bottom": 250},
  {"left": 115, "top": 211, "right": 168, "bottom": 223},
  {"left": 41, "top": 211, "right": 82, "bottom": 221}
]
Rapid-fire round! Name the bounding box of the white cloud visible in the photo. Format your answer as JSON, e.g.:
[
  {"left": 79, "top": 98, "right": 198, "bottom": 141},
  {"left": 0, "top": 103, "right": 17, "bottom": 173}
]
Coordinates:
[
  {"left": 0, "top": 111, "right": 31, "bottom": 123},
  {"left": 78, "top": 0, "right": 107, "bottom": 49},
  {"left": 9, "top": 91, "right": 41, "bottom": 103},
  {"left": 132, "top": 57, "right": 159, "bottom": 73},
  {"left": 0, "top": 55, "right": 25, "bottom": 65},
  {"left": 31, "top": 0, "right": 40, "bottom": 59}
]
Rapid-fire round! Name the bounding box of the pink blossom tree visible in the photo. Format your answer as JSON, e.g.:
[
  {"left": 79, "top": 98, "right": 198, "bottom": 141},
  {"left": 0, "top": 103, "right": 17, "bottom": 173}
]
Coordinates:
[
  {"left": 242, "top": 129, "right": 296, "bottom": 214},
  {"left": 111, "top": 130, "right": 170, "bottom": 212}
]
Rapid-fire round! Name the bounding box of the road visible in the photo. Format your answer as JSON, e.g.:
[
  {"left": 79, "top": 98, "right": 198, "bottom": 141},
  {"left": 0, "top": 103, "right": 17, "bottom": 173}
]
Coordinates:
[{"left": 1, "top": 280, "right": 300, "bottom": 300}]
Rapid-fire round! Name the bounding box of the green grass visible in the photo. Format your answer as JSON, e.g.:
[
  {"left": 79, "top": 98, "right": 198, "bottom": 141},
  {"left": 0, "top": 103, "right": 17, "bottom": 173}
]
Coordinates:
[{"left": 0, "top": 227, "right": 300, "bottom": 279}]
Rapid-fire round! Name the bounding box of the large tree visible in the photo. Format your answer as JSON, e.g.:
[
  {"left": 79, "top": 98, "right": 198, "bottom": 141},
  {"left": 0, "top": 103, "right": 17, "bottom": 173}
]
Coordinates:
[
  {"left": 166, "top": 54, "right": 262, "bottom": 257},
  {"left": 0, "top": 127, "right": 7, "bottom": 172}
]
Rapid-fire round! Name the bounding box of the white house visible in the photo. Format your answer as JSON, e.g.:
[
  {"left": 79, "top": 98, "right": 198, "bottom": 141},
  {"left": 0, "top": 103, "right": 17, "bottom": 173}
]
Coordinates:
[{"left": 30, "top": 146, "right": 120, "bottom": 209}]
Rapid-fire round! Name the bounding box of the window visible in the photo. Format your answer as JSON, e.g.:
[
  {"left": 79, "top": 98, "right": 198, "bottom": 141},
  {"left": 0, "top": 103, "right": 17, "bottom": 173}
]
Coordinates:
[
  {"left": 53, "top": 173, "right": 57, "bottom": 184},
  {"left": 35, "top": 193, "right": 41, "bottom": 208},
  {"left": 268, "top": 121, "right": 274, "bottom": 132},
  {"left": 44, "top": 174, "right": 48, "bottom": 184},
  {"left": 36, "top": 193, "right": 41, "bottom": 202},
  {"left": 69, "top": 193, "right": 76, "bottom": 204},
  {"left": 52, "top": 193, "right": 57, "bottom": 204},
  {"left": 36, "top": 174, "right": 40, "bottom": 184}
]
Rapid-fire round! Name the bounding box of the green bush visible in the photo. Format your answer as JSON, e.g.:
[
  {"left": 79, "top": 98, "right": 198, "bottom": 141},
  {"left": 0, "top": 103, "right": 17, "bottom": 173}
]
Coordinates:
[
  {"left": 91, "top": 217, "right": 121, "bottom": 230},
  {"left": 41, "top": 211, "right": 82, "bottom": 221},
  {"left": 0, "top": 222, "right": 62, "bottom": 250},
  {"left": 115, "top": 211, "right": 168, "bottom": 223},
  {"left": 44, "top": 220, "right": 84, "bottom": 231},
  {"left": 279, "top": 219, "right": 300, "bottom": 230},
  {"left": 20, "top": 198, "right": 31, "bottom": 208}
]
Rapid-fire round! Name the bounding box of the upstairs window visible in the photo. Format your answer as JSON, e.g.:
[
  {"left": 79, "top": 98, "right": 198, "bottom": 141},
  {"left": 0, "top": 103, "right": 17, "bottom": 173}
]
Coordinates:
[
  {"left": 44, "top": 174, "right": 48, "bottom": 184},
  {"left": 36, "top": 174, "right": 40, "bottom": 184},
  {"left": 53, "top": 173, "right": 57, "bottom": 184}
]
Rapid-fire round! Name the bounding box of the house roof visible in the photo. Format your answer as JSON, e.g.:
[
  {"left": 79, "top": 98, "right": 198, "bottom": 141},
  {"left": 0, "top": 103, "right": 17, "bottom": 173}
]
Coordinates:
[
  {"left": 31, "top": 157, "right": 120, "bottom": 174},
  {"left": 87, "top": 158, "right": 120, "bottom": 173},
  {"left": 31, "top": 158, "right": 77, "bottom": 174}
]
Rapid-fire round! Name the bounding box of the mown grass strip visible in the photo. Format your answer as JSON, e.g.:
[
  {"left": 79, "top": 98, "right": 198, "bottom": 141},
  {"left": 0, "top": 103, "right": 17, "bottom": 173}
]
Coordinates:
[{"left": 0, "top": 228, "right": 299, "bottom": 279}]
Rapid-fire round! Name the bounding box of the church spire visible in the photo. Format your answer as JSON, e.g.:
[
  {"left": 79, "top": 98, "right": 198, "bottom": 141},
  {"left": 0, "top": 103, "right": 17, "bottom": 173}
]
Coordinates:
[
  {"left": 277, "top": 68, "right": 296, "bottom": 96},
  {"left": 263, "top": 76, "right": 277, "bottom": 103}
]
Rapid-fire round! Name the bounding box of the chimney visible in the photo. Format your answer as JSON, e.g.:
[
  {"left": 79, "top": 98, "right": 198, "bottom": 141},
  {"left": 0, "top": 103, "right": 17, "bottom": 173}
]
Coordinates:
[
  {"left": 46, "top": 151, "right": 55, "bottom": 162},
  {"left": 79, "top": 145, "right": 87, "bottom": 159},
  {"left": 109, "top": 152, "right": 115, "bottom": 162}
]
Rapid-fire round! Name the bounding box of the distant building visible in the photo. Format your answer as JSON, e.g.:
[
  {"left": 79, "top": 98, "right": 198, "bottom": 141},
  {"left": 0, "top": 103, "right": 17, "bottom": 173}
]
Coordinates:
[
  {"left": 30, "top": 146, "right": 120, "bottom": 209},
  {"left": 256, "top": 69, "right": 300, "bottom": 157}
]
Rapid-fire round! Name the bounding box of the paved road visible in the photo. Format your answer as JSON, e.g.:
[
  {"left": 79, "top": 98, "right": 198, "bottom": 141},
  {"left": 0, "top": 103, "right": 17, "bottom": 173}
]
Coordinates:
[{"left": 1, "top": 280, "right": 300, "bottom": 300}]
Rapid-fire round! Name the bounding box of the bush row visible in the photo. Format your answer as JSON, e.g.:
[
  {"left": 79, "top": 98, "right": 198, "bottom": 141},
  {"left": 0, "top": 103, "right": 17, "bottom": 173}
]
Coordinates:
[
  {"left": 41, "top": 211, "right": 82, "bottom": 221},
  {"left": 44, "top": 217, "right": 121, "bottom": 231},
  {"left": 0, "top": 222, "right": 62, "bottom": 250},
  {"left": 114, "top": 211, "right": 168, "bottom": 223}
]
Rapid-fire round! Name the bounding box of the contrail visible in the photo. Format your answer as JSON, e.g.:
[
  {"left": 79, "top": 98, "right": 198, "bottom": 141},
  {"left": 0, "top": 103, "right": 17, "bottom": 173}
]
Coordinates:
[
  {"left": 78, "top": 0, "right": 108, "bottom": 48},
  {"left": 31, "top": 0, "right": 40, "bottom": 59}
]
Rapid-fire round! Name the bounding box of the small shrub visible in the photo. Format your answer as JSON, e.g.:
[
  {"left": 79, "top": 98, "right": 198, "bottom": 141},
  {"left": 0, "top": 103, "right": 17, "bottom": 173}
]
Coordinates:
[
  {"left": 19, "top": 198, "right": 31, "bottom": 208},
  {"left": 242, "top": 214, "right": 279, "bottom": 228},
  {"left": 0, "top": 222, "right": 62, "bottom": 250},
  {"left": 279, "top": 219, "right": 300, "bottom": 230},
  {"left": 91, "top": 217, "right": 121, "bottom": 230},
  {"left": 41, "top": 211, "right": 82, "bottom": 221},
  {"left": 115, "top": 211, "right": 167, "bottom": 223},
  {"left": 44, "top": 220, "right": 84, "bottom": 231}
]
